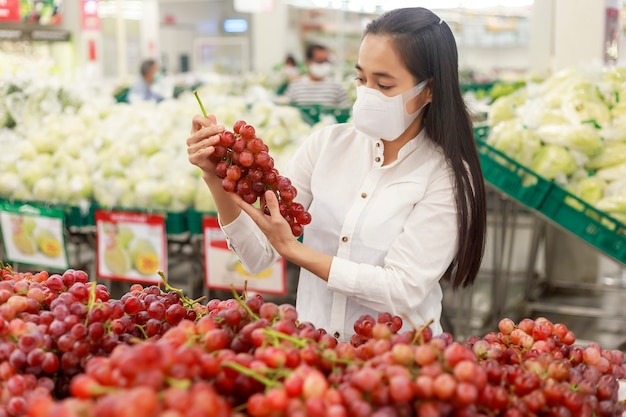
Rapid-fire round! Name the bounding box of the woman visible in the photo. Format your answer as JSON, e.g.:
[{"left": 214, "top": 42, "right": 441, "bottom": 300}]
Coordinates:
[{"left": 186, "top": 7, "right": 486, "bottom": 340}]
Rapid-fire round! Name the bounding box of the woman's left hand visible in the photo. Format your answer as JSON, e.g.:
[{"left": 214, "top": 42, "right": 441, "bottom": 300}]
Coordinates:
[{"left": 233, "top": 190, "right": 299, "bottom": 258}]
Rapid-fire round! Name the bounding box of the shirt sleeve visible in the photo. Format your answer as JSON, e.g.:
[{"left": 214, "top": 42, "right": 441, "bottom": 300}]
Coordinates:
[
  {"left": 219, "top": 211, "right": 280, "bottom": 274},
  {"left": 326, "top": 164, "right": 459, "bottom": 316}
]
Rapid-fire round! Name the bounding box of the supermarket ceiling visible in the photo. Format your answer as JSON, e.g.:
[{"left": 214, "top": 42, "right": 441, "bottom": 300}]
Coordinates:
[{"left": 282, "top": 0, "right": 535, "bottom": 12}]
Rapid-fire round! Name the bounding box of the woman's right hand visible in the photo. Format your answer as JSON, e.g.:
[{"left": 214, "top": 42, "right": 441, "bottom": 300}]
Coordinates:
[{"left": 186, "top": 114, "right": 225, "bottom": 177}]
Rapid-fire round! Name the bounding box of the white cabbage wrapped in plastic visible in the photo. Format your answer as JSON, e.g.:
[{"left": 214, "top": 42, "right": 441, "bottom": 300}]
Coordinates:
[
  {"left": 560, "top": 87, "right": 611, "bottom": 128},
  {"left": 599, "top": 116, "right": 626, "bottom": 142},
  {"left": 513, "top": 98, "right": 568, "bottom": 131},
  {"left": 32, "top": 178, "right": 57, "bottom": 202},
  {"left": 598, "top": 66, "right": 626, "bottom": 106},
  {"left": 586, "top": 141, "right": 626, "bottom": 170},
  {"left": 194, "top": 177, "right": 217, "bottom": 213},
  {"left": 486, "top": 119, "right": 542, "bottom": 166},
  {"left": 92, "top": 174, "right": 132, "bottom": 208},
  {"left": 530, "top": 144, "right": 578, "bottom": 181},
  {"left": 537, "top": 67, "right": 593, "bottom": 108},
  {"left": 0, "top": 172, "right": 24, "bottom": 198},
  {"left": 594, "top": 162, "right": 626, "bottom": 181},
  {"left": 17, "top": 158, "right": 51, "bottom": 189},
  {"left": 167, "top": 173, "right": 198, "bottom": 212},
  {"left": 596, "top": 196, "right": 626, "bottom": 214},
  {"left": 488, "top": 90, "right": 526, "bottom": 126},
  {"left": 567, "top": 177, "right": 606, "bottom": 205},
  {"left": 535, "top": 124, "right": 602, "bottom": 157}
]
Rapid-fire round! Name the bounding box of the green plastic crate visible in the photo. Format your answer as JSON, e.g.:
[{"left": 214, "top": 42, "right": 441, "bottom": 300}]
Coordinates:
[
  {"left": 187, "top": 210, "right": 217, "bottom": 235},
  {"left": 476, "top": 141, "right": 552, "bottom": 209},
  {"left": 295, "top": 105, "right": 352, "bottom": 126},
  {"left": 473, "top": 125, "right": 489, "bottom": 142},
  {"left": 538, "top": 186, "right": 626, "bottom": 263},
  {"left": 65, "top": 204, "right": 97, "bottom": 228},
  {"left": 163, "top": 211, "right": 188, "bottom": 235}
]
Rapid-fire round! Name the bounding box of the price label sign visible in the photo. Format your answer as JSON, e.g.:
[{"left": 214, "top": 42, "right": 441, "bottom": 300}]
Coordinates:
[
  {"left": 0, "top": 0, "right": 20, "bottom": 22},
  {"left": 95, "top": 210, "right": 167, "bottom": 284},
  {"left": 0, "top": 201, "right": 68, "bottom": 270},
  {"left": 203, "top": 216, "right": 286, "bottom": 295}
]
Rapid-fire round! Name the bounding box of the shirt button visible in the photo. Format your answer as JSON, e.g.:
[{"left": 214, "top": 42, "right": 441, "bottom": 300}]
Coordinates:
[
  {"left": 376, "top": 142, "right": 381, "bottom": 147},
  {"left": 341, "top": 236, "right": 348, "bottom": 242},
  {"left": 375, "top": 157, "right": 381, "bottom": 162},
  {"left": 333, "top": 331, "right": 340, "bottom": 338},
  {"left": 361, "top": 192, "right": 367, "bottom": 198}
]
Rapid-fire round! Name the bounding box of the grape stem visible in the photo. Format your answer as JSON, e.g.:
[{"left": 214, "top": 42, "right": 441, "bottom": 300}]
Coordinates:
[
  {"left": 165, "top": 377, "right": 192, "bottom": 390},
  {"left": 193, "top": 91, "right": 209, "bottom": 118},
  {"left": 158, "top": 271, "right": 196, "bottom": 308},
  {"left": 222, "top": 361, "right": 279, "bottom": 388},
  {"left": 230, "top": 284, "right": 259, "bottom": 321},
  {"left": 263, "top": 327, "right": 311, "bottom": 348},
  {"left": 400, "top": 314, "right": 434, "bottom": 345},
  {"left": 84, "top": 281, "right": 98, "bottom": 326},
  {"left": 135, "top": 324, "right": 149, "bottom": 339}
]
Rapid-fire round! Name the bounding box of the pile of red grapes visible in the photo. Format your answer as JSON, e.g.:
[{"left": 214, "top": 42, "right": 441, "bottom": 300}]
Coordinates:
[
  {"left": 1, "top": 265, "right": 625, "bottom": 417},
  {"left": 209, "top": 119, "right": 311, "bottom": 237},
  {"left": 0, "top": 266, "right": 202, "bottom": 417}
]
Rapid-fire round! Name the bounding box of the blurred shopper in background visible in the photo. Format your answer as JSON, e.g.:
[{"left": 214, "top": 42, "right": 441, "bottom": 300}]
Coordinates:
[
  {"left": 283, "top": 54, "right": 300, "bottom": 82},
  {"left": 285, "top": 43, "right": 350, "bottom": 108},
  {"left": 187, "top": 7, "right": 486, "bottom": 340},
  {"left": 129, "top": 58, "right": 164, "bottom": 103}
]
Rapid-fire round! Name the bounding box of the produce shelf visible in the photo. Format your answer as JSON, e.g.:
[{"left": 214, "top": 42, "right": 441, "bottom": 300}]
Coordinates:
[
  {"left": 187, "top": 209, "right": 217, "bottom": 235},
  {"left": 474, "top": 126, "right": 626, "bottom": 265},
  {"left": 295, "top": 104, "right": 352, "bottom": 125},
  {"left": 538, "top": 186, "right": 626, "bottom": 264},
  {"left": 94, "top": 207, "right": 188, "bottom": 236},
  {"left": 475, "top": 134, "right": 552, "bottom": 210}
]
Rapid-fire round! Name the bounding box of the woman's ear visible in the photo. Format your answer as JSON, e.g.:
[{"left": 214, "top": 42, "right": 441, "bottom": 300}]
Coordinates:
[{"left": 424, "top": 78, "right": 434, "bottom": 104}]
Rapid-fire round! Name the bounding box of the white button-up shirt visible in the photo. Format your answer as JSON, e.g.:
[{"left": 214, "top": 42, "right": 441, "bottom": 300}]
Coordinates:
[{"left": 221, "top": 123, "right": 459, "bottom": 340}]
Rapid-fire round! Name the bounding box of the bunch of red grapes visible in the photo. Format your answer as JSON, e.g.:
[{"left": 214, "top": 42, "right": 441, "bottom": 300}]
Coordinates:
[
  {"left": 0, "top": 266, "right": 200, "bottom": 417},
  {"left": 209, "top": 120, "right": 312, "bottom": 237},
  {"left": 2, "top": 265, "right": 625, "bottom": 417}
]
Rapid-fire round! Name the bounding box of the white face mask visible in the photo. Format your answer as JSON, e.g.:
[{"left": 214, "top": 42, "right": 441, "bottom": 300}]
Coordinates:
[
  {"left": 352, "top": 80, "right": 429, "bottom": 141},
  {"left": 309, "top": 62, "right": 332, "bottom": 79}
]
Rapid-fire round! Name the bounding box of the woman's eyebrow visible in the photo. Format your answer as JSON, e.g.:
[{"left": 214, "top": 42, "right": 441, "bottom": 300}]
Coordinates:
[{"left": 354, "top": 64, "right": 396, "bottom": 79}]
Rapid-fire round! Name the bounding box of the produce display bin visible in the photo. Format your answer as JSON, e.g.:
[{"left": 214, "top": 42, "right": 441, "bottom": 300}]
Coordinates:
[
  {"left": 163, "top": 211, "right": 188, "bottom": 235},
  {"left": 295, "top": 105, "right": 352, "bottom": 125},
  {"left": 94, "top": 207, "right": 188, "bottom": 236},
  {"left": 65, "top": 204, "right": 97, "bottom": 229},
  {"left": 475, "top": 140, "right": 552, "bottom": 210},
  {"left": 187, "top": 210, "right": 217, "bottom": 235},
  {"left": 538, "top": 185, "right": 626, "bottom": 264}
]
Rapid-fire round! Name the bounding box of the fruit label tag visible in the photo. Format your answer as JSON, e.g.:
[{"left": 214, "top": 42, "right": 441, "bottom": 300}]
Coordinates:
[
  {"left": 95, "top": 210, "right": 167, "bottom": 284},
  {"left": 203, "top": 216, "right": 287, "bottom": 295},
  {"left": 0, "top": 201, "right": 69, "bottom": 270}
]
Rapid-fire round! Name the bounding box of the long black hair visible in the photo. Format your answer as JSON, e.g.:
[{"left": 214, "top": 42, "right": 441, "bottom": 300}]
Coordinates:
[{"left": 365, "top": 8, "right": 486, "bottom": 289}]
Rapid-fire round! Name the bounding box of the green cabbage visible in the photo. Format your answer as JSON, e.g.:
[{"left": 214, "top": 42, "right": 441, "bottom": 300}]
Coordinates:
[
  {"left": 586, "top": 141, "right": 626, "bottom": 170},
  {"left": 596, "top": 195, "right": 626, "bottom": 213},
  {"left": 530, "top": 144, "right": 578, "bottom": 180},
  {"left": 535, "top": 124, "right": 602, "bottom": 157},
  {"left": 487, "top": 119, "right": 542, "bottom": 166},
  {"left": 567, "top": 177, "right": 606, "bottom": 205},
  {"left": 488, "top": 90, "right": 527, "bottom": 126},
  {"left": 594, "top": 162, "right": 626, "bottom": 181}
]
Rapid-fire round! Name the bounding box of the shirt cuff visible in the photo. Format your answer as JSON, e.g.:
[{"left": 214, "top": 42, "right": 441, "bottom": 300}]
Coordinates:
[
  {"left": 327, "top": 256, "right": 358, "bottom": 295},
  {"left": 219, "top": 211, "right": 259, "bottom": 249}
]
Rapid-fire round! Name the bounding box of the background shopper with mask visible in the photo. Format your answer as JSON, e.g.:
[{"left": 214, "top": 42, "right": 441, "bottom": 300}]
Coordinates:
[
  {"left": 129, "top": 58, "right": 164, "bottom": 103},
  {"left": 284, "top": 43, "right": 350, "bottom": 108},
  {"left": 186, "top": 7, "right": 487, "bottom": 340}
]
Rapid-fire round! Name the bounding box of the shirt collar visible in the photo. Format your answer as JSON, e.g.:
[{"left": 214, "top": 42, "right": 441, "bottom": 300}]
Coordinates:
[{"left": 372, "top": 128, "right": 429, "bottom": 167}]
